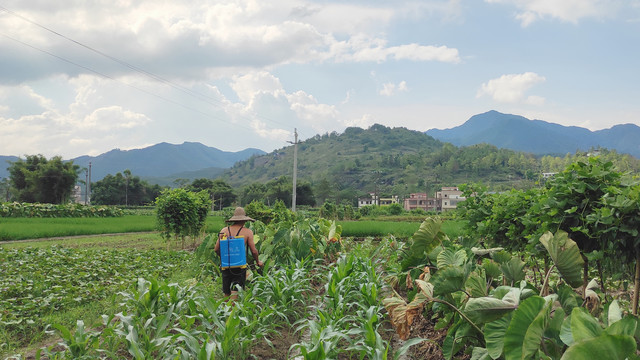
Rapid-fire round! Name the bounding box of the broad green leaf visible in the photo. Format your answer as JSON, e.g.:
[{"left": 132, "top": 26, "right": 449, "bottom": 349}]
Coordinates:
[
  {"left": 442, "top": 320, "right": 463, "bottom": 360},
  {"left": 412, "top": 218, "right": 447, "bottom": 255},
  {"left": 500, "top": 257, "right": 526, "bottom": 285},
  {"left": 464, "top": 297, "right": 517, "bottom": 324},
  {"left": 570, "top": 307, "right": 602, "bottom": 342},
  {"left": 485, "top": 313, "right": 512, "bottom": 359},
  {"left": 437, "top": 248, "right": 468, "bottom": 268},
  {"left": 465, "top": 270, "right": 488, "bottom": 297},
  {"left": 556, "top": 284, "right": 580, "bottom": 314},
  {"left": 432, "top": 266, "right": 466, "bottom": 296},
  {"left": 560, "top": 334, "right": 637, "bottom": 360},
  {"left": 539, "top": 231, "right": 584, "bottom": 288},
  {"left": 482, "top": 259, "right": 502, "bottom": 279},
  {"left": 522, "top": 300, "right": 552, "bottom": 359},
  {"left": 605, "top": 316, "right": 637, "bottom": 337},
  {"left": 492, "top": 250, "right": 512, "bottom": 264},
  {"left": 560, "top": 314, "right": 574, "bottom": 346},
  {"left": 471, "top": 347, "right": 490, "bottom": 360},
  {"left": 503, "top": 296, "right": 546, "bottom": 360}
]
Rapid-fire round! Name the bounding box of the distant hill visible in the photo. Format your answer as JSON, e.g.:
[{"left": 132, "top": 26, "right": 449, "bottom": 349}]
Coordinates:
[
  {"left": 222, "top": 123, "right": 640, "bottom": 198},
  {"left": 0, "top": 143, "right": 264, "bottom": 182},
  {"left": 0, "top": 156, "right": 19, "bottom": 179},
  {"left": 426, "top": 110, "right": 640, "bottom": 157},
  {"left": 142, "top": 167, "right": 227, "bottom": 187},
  {"left": 71, "top": 142, "right": 265, "bottom": 181}
]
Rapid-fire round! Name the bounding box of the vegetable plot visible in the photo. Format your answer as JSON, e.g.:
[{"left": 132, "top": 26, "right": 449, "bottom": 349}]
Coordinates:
[{"left": 0, "top": 246, "right": 191, "bottom": 350}]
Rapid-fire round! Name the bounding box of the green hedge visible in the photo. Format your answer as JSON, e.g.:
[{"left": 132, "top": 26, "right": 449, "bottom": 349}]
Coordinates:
[{"left": 0, "top": 202, "right": 124, "bottom": 218}]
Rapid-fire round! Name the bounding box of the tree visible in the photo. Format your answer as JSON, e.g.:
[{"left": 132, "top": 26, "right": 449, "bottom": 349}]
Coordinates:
[
  {"left": 314, "top": 178, "right": 333, "bottom": 205},
  {"left": 156, "top": 188, "right": 211, "bottom": 249},
  {"left": 8, "top": 155, "right": 79, "bottom": 204},
  {"left": 266, "top": 176, "right": 292, "bottom": 206},
  {"left": 239, "top": 183, "right": 267, "bottom": 205},
  {"left": 190, "top": 178, "right": 237, "bottom": 209},
  {"left": 91, "top": 171, "right": 161, "bottom": 205},
  {"left": 296, "top": 182, "right": 315, "bottom": 206}
]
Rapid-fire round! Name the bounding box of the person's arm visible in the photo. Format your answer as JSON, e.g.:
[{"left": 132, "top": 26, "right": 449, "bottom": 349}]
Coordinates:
[
  {"left": 246, "top": 231, "right": 263, "bottom": 267},
  {"left": 214, "top": 230, "right": 225, "bottom": 257}
]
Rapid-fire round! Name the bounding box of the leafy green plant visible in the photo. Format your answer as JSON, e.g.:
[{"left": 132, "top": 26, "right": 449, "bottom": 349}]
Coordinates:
[{"left": 156, "top": 188, "right": 211, "bottom": 248}]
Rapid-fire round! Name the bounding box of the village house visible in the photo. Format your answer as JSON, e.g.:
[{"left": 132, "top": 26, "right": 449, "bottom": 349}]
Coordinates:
[
  {"left": 436, "top": 186, "right": 466, "bottom": 211},
  {"left": 403, "top": 192, "right": 437, "bottom": 212},
  {"left": 358, "top": 193, "right": 400, "bottom": 208}
]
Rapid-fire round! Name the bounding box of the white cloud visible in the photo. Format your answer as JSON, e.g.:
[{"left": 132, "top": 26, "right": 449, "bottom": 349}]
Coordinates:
[
  {"left": 477, "top": 72, "right": 546, "bottom": 104},
  {"left": 83, "top": 106, "right": 152, "bottom": 131},
  {"left": 485, "top": 0, "right": 619, "bottom": 26},
  {"left": 380, "top": 81, "right": 409, "bottom": 96},
  {"left": 331, "top": 35, "right": 461, "bottom": 63},
  {"left": 344, "top": 113, "right": 375, "bottom": 128}
]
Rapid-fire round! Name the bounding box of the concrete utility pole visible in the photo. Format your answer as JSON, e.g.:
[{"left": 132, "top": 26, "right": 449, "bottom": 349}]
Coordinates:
[
  {"left": 288, "top": 128, "right": 299, "bottom": 212},
  {"left": 88, "top": 162, "right": 92, "bottom": 205},
  {"left": 85, "top": 169, "right": 89, "bottom": 205}
]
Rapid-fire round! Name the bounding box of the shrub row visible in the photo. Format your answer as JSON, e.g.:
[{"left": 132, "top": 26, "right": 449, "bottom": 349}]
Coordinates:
[{"left": 0, "top": 202, "right": 124, "bottom": 218}]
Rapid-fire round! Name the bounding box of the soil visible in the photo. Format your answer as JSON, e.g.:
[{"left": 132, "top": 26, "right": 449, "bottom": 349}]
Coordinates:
[{"left": 250, "top": 325, "right": 299, "bottom": 359}]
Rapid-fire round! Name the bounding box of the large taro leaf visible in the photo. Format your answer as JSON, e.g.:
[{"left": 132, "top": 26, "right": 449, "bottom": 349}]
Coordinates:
[
  {"left": 560, "top": 334, "right": 637, "bottom": 360},
  {"left": 568, "top": 307, "right": 602, "bottom": 343},
  {"left": 503, "top": 296, "right": 549, "bottom": 360},
  {"left": 432, "top": 265, "right": 466, "bottom": 296},
  {"left": 464, "top": 293, "right": 518, "bottom": 325},
  {"left": 437, "top": 248, "right": 468, "bottom": 268},
  {"left": 471, "top": 347, "right": 491, "bottom": 360},
  {"left": 485, "top": 313, "right": 512, "bottom": 359},
  {"left": 401, "top": 217, "right": 448, "bottom": 270},
  {"left": 539, "top": 231, "right": 584, "bottom": 288},
  {"left": 605, "top": 316, "right": 637, "bottom": 337},
  {"left": 465, "top": 270, "right": 488, "bottom": 298},
  {"left": 500, "top": 257, "right": 526, "bottom": 285}
]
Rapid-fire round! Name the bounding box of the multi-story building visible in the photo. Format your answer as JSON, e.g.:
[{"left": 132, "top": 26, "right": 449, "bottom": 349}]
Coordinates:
[
  {"left": 436, "top": 187, "right": 465, "bottom": 211},
  {"left": 403, "top": 192, "right": 437, "bottom": 212},
  {"left": 358, "top": 193, "right": 400, "bottom": 208}
]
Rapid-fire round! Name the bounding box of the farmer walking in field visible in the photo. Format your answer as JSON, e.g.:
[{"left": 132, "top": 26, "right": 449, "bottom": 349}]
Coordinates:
[{"left": 214, "top": 206, "right": 263, "bottom": 301}]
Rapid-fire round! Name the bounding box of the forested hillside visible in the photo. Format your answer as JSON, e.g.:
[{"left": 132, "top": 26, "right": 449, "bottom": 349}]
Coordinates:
[{"left": 222, "top": 124, "right": 640, "bottom": 201}]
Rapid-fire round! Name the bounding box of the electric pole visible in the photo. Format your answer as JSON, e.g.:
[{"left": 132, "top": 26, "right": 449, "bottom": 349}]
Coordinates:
[
  {"left": 88, "top": 162, "right": 92, "bottom": 205},
  {"left": 288, "top": 128, "right": 299, "bottom": 212}
]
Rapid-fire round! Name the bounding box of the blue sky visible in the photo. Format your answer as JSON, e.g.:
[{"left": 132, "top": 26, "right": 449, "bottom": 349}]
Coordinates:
[{"left": 0, "top": 0, "right": 639, "bottom": 158}]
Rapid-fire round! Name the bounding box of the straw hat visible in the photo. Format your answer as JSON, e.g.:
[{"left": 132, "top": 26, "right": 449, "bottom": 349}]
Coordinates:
[{"left": 227, "top": 207, "right": 255, "bottom": 222}]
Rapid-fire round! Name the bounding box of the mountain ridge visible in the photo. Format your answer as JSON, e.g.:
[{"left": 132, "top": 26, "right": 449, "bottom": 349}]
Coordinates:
[
  {"left": 0, "top": 143, "right": 265, "bottom": 181},
  {"left": 426, "top": 110, "right": 640, "bottom": 157}
]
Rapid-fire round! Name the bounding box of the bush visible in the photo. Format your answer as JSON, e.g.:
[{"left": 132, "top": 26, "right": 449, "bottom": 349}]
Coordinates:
[
  {"left": 245, "top": 200, "right": 274, "bottom": 223},
  {"left": 0, "top": 202, "right": 124, "bottom": 218},
  {"left": 155, "top": 188, "right": 211, "bottom": 248}
]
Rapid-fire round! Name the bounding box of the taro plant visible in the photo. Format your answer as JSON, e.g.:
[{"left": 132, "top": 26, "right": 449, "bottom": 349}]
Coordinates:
[{"left": 385, "top": 215, "right": 638, "bottom": 359}]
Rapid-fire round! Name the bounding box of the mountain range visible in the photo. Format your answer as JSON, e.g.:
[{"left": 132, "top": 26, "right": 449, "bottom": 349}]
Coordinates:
[
  {"left": 0, "top": 143, "right": 265, "bottom": 182},
  {"left": 1, "top": 111, "right": 638, "bottom": 185},
  {"left": 426, "top": 110, "right": 640, "bottom": 158}
]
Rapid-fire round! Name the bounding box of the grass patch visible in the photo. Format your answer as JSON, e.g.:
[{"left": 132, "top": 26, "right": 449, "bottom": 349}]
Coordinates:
[
  {"left": 338, "top": 218, "right": 466, "bottom": 239},
  {"left": 0, "top": 215, "right": 226, "bottom": 241}
]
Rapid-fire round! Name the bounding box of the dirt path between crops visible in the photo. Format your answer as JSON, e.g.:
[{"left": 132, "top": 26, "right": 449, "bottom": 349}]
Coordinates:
[{"left": 0, "top": 231, "right": 157, "bottom": 245}]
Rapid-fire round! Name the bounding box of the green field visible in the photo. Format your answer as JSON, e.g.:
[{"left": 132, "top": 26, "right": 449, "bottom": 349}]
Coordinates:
[
  {"left": 0, "top": 215, "right": 227, "bottom": 241},
  {"left": 338, "top": 218, "right": 465, "bottom": 238},
  {"left": 1, "top": 215, "right": 465, "bottom": 241}
]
